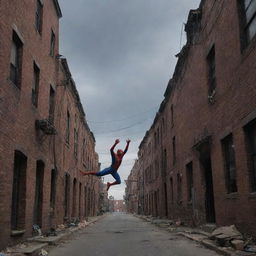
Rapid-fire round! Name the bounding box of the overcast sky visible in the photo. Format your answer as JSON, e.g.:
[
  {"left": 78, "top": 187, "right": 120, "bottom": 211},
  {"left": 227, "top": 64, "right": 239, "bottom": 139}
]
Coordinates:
[{"left": 59, "top": 0, "right": 201, "bottom": 199}]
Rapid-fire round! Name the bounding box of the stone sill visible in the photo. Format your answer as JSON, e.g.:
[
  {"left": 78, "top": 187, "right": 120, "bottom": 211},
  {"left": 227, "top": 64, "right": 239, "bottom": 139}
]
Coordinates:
[
  {"left": 11, "top": 230, "right": 26, "bottom": 237},
  {"left": 225, "top": 192, "right": 239, "bottom": 199},
  {"left": 248, "top": 192, "right": 256, "bottom": 199}
]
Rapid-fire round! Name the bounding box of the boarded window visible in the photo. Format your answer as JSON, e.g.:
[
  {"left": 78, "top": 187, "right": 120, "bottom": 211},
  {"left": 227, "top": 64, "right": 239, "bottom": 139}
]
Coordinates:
[
  {"left": 207, "top": 46, "right": 216, "bottom": 95},
  {"left": 222, "top": 134, "right": 238, "bottom": 193},
  {"left": 244, "top": 120, "right": 256, "bottom": 191},
  {"left": 10, "top": 32, "right": 23, "bottom": 87},
  {"left": 11, "top": 151, "right": 27, "bottom": 230},
  {"left": 35, "top": 0, "right": 43, "bottom": 33},
  {"left": 32, "top": 63, "right": 40, "bottom": 107}
]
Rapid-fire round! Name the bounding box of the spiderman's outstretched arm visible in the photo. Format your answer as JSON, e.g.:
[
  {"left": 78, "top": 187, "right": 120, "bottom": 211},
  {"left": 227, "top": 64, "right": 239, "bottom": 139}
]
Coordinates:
[{"left": 123, "top": 139, "right": 131, "bottom": 155}]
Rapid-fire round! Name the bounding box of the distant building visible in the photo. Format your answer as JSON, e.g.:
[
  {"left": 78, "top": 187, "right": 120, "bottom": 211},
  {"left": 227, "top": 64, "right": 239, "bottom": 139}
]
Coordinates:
[{"left": 113, "top": 200, "right": 126, "bottom": 213}]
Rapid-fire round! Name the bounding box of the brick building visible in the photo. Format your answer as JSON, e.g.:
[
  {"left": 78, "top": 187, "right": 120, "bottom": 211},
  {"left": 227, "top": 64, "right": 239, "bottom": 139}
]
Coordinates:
[
  {"left": 113, "top": 200, "right": 126, "bottom": 213},
  {"left": 0, "top": 0, "right": 102, "bottom": 250},
  {"left": 127, "top": 0, "right": 256, "bottom": 237}
]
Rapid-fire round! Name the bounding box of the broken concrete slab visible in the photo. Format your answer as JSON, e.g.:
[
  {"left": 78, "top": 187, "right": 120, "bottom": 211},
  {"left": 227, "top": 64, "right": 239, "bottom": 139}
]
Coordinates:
[
  {"left": 211, "top": 225, "right": 242, "bottom": 240},
  {"left": 9, "top": 243, "right": 48, "bottom": 255},
  {"left": 32, "top": 233, "right": 67, "bottom": 245}
]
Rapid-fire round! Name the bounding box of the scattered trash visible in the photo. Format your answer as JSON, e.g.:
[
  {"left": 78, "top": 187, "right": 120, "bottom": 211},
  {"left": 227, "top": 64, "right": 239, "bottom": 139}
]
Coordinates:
[
  {"left": 33, "top": 225, "right": 42, "bottom": 236},
  {"left": 244, "top": 245, "right": 256, "bottom": 253},
  {"left": 39, "top": 249, "right": 48, "bottom": 256}
]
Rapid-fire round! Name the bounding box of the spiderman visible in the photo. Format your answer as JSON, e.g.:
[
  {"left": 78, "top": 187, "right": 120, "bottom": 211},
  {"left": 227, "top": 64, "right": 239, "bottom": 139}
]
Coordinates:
[{"left": 80, "top": 139, "right": 131, "bottom": 191}]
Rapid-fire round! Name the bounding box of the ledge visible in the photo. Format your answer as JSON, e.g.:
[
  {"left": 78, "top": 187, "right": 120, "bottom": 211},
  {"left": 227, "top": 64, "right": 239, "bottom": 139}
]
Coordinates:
[{"left": 11, "top": 229, "right": 26, "bottom": 237}]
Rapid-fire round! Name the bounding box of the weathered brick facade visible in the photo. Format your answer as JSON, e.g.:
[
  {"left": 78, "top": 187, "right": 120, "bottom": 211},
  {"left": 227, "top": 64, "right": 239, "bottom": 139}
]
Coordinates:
[
  {"left": 0, "top": 0, "right": 102, "bottom": 250},
  {"left": 127, "top": 0, "right": 256, "bottom": 237}
]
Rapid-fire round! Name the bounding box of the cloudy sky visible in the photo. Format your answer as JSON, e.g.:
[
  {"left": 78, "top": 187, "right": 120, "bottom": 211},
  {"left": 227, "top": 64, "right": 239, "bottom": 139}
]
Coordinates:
[{"left": 59, "top": 0, "right": 201, "bottom": 199}]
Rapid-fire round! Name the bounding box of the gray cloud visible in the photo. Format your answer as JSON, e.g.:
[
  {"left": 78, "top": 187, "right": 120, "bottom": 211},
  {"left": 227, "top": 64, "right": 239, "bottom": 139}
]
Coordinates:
[{"left": 59, "top": 0, "right": 201, "bottom": 199}]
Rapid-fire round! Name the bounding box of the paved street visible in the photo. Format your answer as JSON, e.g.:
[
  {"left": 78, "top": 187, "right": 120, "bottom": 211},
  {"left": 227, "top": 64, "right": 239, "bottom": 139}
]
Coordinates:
[{"left": 49, "top": 213, "right": 219, "bottom": 256}]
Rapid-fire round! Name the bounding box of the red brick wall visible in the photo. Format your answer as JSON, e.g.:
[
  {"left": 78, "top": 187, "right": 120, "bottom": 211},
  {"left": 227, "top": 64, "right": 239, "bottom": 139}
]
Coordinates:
[
  {"left": 0, "top": 0, "right": 101, "bottom": 250},
  {"left": 135, "top": 0, "right": 256, "bottom": 237}
]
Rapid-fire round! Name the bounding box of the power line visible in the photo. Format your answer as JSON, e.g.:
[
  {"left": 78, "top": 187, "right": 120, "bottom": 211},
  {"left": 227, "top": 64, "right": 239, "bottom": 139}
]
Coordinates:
[{"left": 87, "top": 106, "right": 158, "bottom": 124}]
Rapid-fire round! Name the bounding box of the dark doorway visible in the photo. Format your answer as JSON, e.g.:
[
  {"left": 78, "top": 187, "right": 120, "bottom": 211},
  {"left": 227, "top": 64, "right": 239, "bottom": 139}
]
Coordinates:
[
  {"left": 198, "top": 142, "right": 216, "bottom": 223},
  {"left": 163, "top": 183, "right": 168, "bottom": 217},
  {"left": 72, "top": 178, "right": 77, "bottom": 217},
  {"left": 11, "top": 151, "right": 27, "bottom": 230},
  {"left": 64, "top": 173, "right": 70, "bottom": 218},
  {"left": 34, "top": 160, "right": 44, "bottom": 227}
]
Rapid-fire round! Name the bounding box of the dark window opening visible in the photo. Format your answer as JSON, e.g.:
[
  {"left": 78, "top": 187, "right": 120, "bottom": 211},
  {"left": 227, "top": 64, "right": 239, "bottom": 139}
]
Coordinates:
[
  {"left": 66, "top": 111, "right": 70, "bottom": 143},
  {"left": 11, "top": 151, "right": 27, "bottom": 231},
  {"left": 10, "top": 31, "right": 23, "bottom": 87},
  {"left": 171, "top": 105, "right": 174, "bottom": 127},
  {"left": 36, "top": 0, "right": 43, "bottom": 33},
  {"left": 84, "top": 187, "right": 87, "bottom": 217},
  {"left": 239, "top": 0, "right": 256, "bottom": 48},
  {"left": 49, "top": 86, "right": 55, "bottom": 123},
  {"left": 207, "top": 46, "right": 216, "bottom": 96},
  {"left": 79, "top": 183, "right": 82, "bottom": 218},
  {"left": 50, "top": 30, "right": 56, "bottom": 56},
  {"left": 170, "top": 177, "right": 174, "bottom": 204},
  {"left": 186, "top": 162, "right": 194, "bottom": 202},
  {"left": 32, "top": 63, "right": 40, "bottom": 107},
  {"left": 244, "top": 119, "right": 256, "bottom": 191},
  {"left": 222, "top": 134, "right": 238, "bottom": 193},
  {"left": 172, "top": 137, "right": 176, "bottom": 165},
  {"left": 74, "top": 129, "right": 78, "bottom": 158},
  {"left": 50, "top": 169, "right": 57, "bottom": 210},
  {"left": 33, "top": 160, "right": 44, "bottom": 227}
]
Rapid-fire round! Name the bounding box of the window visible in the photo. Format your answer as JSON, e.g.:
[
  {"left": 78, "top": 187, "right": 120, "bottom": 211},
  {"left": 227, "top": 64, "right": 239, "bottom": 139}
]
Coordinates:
[
  {"left": 207, "top": 46, "right": 216, "bottom": 96},
  {"left": 222, "top": 134, "right": 238, "bottom": 193},
  {"left": 240, "top": 0, "right": 256, "bottom": 47},
  {"left": 35, "top": 0, "right": 43, "bottom": 33},
  {"left": 11, "top": 151, "right": 27, "bottom": 230},
  {"left": 74, "top": 129, "right": 78, "bottom": 157},
  {"left": 172, "top": 137, "right": 176, "bottom": 165},
  {"left": 186, "top": 162, "right": 193, "bottom": 202},
  {"left": 66, "top": 111, "right": 70, "bottom": 143},
  {"left": 50, "top": 30, "right": 56, "bottom": 57},
  {"left": 244, "top": 120, "right": 256, "bottom": 191},
  {"left": 32, "top": 63, "right": 40, "bottom": 107},
  {"left": 49, "top": 86, "right": 55, "bottom": 123},
  {"left": 171, "top": 105, "right": 174, "bottom": 127},
  {"left": 10, "top": 32, "right": 23, "bottom": 87}
]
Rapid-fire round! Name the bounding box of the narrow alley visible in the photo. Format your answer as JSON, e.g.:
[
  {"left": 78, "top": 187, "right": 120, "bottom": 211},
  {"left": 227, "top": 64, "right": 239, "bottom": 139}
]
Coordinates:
[{"left": 48, "top": 213, "right": 219, "bottom": 256}]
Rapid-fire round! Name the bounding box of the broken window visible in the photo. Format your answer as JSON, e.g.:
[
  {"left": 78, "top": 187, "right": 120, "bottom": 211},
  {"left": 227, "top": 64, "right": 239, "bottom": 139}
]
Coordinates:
[
  {"left": 50, "top": 30, "right": 56, "bottom": 57},
  {"left": 35, "top": 0, "right": 43, "bottom": 33},
  {"left": 222, "top": 134, "right": 238, "bottom": 193},
  {"left": 33, "top": 160, "right": 44, "bottom": 227},
  {"left": 239, "top": 0, "right": 256, "bottom": 48},
  {"left": 49, "top": 86, "right": 55, "bottom": 123},
  {"left": 66, "top": 111, "right": 70, "bottom": 144},
  {"left": 186, "top": 162, "right": 194, "bottom": 202},
  {"left": 11, "top": 151, "right": 27, "bottom": 231},
  {"left": 207, "top": 46, "right": 216, "bottom": 96},
  {"left": 244, "top": 119, "right": 256, "bottom": 191},
  {"left": 32, "top": 63, "right": 40, "bottom": 107},
  {"left": 10, "top": 31, "right": 23, "bottom": 87},
  {"left": 50, "top": 169, "right": 57, "bottom": 210}
]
